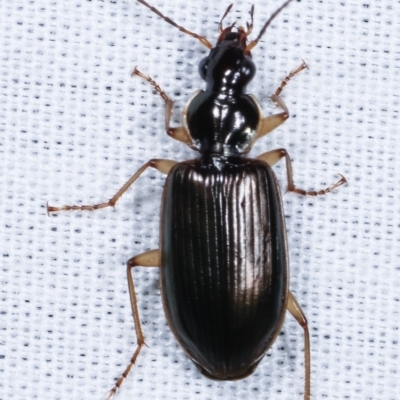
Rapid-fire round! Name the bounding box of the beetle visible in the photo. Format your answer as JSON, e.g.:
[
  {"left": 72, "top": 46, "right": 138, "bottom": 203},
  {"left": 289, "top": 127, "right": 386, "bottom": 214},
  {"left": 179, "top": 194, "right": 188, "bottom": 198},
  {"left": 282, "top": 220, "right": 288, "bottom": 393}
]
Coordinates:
[{"left": 48, "top": 0, "right": 347, "bottom": 399}]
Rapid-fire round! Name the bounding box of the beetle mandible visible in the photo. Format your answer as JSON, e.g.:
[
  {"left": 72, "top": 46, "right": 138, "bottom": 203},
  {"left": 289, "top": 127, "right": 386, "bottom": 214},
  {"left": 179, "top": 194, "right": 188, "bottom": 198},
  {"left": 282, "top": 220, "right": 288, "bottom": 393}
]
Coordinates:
[{"left": 48, "top": 0, "right": 347, "bottom": 398}]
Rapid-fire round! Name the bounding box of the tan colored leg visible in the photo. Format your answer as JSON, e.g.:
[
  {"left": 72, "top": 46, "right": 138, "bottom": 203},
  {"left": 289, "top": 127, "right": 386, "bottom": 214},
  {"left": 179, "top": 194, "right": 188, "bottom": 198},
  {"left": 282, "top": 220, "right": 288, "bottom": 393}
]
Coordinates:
[
  {"left": 257, "top": 149, "right": 347, "bottom": 196},
  {"left": 47, "top": 159, "right": 177, "bottom": 213},
  {"left": 257, "top": 61, "right": 308, "bottom": 140},
  {"left": 257, "top": 101, "right": 289, "bottom": 140},
  {"left": 287, "top": 291, "right": 311, "bottom": 400},
  {"left": 132, "top": 67, "right": 193, "bottom": 147},
  {"left": 275, "top": 61, "right": 308, "bottom": 97},
  {"left": 106, "top": 249, "right": 159, "bottom": 400}
]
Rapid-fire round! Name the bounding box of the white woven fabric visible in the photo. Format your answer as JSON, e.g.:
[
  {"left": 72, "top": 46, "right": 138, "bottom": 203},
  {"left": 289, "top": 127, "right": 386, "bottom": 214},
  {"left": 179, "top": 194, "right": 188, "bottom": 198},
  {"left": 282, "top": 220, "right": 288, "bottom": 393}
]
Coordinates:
[{"left": 1, "top": 0, "right": 399, "bottom": 399}]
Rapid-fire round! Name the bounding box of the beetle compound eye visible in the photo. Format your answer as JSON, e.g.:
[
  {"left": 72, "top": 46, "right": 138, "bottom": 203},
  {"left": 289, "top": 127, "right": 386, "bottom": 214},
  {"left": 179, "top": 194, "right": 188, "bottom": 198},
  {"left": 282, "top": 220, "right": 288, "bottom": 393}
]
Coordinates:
[
  {"left": 239, "top": 58, "right": 256, "bottom": 85},
  {"left": 199, "top": 57, "right": 208, "bottom": 80}
]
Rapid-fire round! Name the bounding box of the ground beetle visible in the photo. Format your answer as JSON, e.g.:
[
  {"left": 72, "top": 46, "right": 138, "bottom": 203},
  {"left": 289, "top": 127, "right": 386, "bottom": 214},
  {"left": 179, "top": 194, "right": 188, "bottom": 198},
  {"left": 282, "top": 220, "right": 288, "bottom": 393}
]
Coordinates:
[{"left": 48, "top": 0, "right": 347, "bottom": 398}]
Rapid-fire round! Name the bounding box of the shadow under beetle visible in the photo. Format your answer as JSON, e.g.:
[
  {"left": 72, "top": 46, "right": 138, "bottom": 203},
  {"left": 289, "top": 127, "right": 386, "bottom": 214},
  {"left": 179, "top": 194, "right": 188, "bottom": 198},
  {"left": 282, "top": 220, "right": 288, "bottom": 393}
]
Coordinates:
[{"left": 48, "top": 0, "right": 347, "bottom": 398}]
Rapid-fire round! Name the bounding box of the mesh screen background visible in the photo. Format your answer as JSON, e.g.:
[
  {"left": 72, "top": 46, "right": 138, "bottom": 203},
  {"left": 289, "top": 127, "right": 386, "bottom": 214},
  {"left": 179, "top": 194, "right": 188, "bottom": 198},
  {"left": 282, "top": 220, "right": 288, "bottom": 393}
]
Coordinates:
[{"left": 1, "top": 0, "right": 399, "bottom": 399}]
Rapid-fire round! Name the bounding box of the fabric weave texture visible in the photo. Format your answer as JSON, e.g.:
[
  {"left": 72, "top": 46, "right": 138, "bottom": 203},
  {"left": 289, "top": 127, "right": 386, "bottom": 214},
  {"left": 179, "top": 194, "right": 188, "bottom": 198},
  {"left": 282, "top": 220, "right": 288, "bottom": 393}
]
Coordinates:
[{"left": 0, "top": 1, "right": 399, "bottom": 399}]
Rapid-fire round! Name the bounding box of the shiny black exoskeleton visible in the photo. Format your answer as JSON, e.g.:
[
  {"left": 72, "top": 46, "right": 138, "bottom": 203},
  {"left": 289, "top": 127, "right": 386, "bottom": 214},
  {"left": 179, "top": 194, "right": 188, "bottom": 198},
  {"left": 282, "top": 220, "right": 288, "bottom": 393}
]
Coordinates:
[
  {"left": 161, "top": 14, "right": 288, "bottom": 381},
  {"left": 161, "top": 158, "right": 287, "bottom": 379},
  {"left": 187, "top": 31, "right": 259, "bottom": 156},
  {"left": 50, "top": 1, "right": 346, "bottom": 399}
]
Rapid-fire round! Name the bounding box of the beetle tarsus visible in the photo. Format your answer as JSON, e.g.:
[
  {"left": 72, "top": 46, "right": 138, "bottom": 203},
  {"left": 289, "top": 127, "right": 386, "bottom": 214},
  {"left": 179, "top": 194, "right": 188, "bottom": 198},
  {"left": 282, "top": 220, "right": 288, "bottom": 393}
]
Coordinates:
[
  {"left": 105, "top": 342, "right": 146, "bottom": 400},
  {"left": 132, "top": 67, "right": 170, "bottom": 104},
  {"left": 287, "top": 174, "right": 347, "bottom": 197},
  {"left": 46, "top": 200, "right": 113, "bottom": 213},
  {"left": 274, "top": 60, "right": 309, "bottom": 97}
]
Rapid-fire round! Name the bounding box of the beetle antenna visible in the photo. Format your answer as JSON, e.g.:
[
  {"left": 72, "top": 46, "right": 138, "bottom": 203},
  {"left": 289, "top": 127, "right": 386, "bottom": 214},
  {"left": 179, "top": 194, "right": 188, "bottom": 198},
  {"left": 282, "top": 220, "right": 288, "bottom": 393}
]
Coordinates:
[
  {"left": 219, "top": 4, "right": 234, "bottom": 33},
  {"left": 137, "top": 0, "right": 213, "bottom": 49},
  {"left": 246, "top": 0, "right": 294, "bottom": 52},
  {"left": 246, "top": 5, "right": 255, "bottom": 36}
]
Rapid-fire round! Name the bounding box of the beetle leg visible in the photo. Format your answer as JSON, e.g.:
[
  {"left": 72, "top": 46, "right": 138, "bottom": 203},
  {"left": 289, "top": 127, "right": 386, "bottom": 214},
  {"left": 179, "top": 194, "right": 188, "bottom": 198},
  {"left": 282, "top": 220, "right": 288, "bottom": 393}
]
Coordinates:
[
  {"left": 132, "top": 67, "right": 193, "bottom": 147},
  {"left": 257, "top": 149, "right": 347, "bottom": 196},
  {"left": 274, "top": 60, "right": 308, "bottom": 97},
  {"left": 256, "top": 97, "right": 289, "bottom": 141},
  {"left": 287, "top": 291, "right": 311, "bottom": 400},
  {"left": 106, "top": 249, "right": 159, "bottom": 400},
  {"left": 47, "top": 159, "right": 177, "bottom": 213},
  {"left": 256, "top": 61, "right": 308, "bottom": 140}
]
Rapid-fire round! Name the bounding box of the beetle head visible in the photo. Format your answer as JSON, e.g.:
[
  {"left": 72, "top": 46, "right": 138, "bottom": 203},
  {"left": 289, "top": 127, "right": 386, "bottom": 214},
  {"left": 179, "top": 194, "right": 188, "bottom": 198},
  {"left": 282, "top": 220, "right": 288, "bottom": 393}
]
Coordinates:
[
  {"left": 198, "top": 1, "right": 294, "bottom": 93},
  {"left": 198, "top": 27, "right": 256, "bottom": 93}
]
